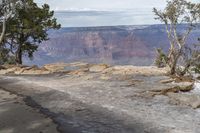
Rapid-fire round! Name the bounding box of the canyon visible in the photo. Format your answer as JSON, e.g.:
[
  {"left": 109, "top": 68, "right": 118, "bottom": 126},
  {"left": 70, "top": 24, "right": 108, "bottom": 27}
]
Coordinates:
[{"left": 25, "top": 25, "right": 200, "bottom": 66}]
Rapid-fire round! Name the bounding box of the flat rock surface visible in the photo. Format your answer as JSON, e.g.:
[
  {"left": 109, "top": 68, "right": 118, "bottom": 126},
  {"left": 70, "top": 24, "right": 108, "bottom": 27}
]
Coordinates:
[
  {"left": 0, "top": 65, "right": 199, "bottom": 133},
  {"left": 0, "top": 89, "right": 58, "bottom": 133}
]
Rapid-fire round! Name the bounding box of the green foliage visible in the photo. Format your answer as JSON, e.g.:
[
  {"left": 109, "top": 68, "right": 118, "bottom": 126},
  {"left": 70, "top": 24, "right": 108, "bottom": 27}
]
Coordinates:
[
  {"left": 153, "top": 0, "right": 200, "bottom": 75},
  {"left": 153, "top": 0, "right": 200, "bottom": 25},
  {"left": 192, "top": 38, "right": 200, "bottom": 74},
  {"left": 0, "top": 46, "right": 15, "bottom": 65},
  {"left": 3, "top": 0, "right": 61, "bottom": 64},
  {"left": 154, "top": 48, "right": 168, "bottom": 68},
  {"left": 0, "top": 47, "right": 9, "bottom": 65},
  {"left": 193, "top": 65, "right": 200, "bottom": 74}
]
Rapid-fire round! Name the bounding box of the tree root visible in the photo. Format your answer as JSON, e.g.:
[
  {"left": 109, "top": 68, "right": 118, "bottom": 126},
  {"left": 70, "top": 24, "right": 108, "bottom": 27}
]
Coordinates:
[{"left": 143, "top": 84, "right": 194, "bottom": 97}]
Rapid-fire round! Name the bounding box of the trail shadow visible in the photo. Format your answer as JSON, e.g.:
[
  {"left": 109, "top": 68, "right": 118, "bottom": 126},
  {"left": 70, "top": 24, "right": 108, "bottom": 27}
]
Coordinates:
[{"left": 0, "top": 94, "right": 57, "bottom": 133}]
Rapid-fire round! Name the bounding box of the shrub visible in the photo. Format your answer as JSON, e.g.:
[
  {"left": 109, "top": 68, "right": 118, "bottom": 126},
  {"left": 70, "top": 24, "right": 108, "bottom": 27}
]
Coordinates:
[{"left": 154, "top": 48, "right": 168, "bottom": 68}]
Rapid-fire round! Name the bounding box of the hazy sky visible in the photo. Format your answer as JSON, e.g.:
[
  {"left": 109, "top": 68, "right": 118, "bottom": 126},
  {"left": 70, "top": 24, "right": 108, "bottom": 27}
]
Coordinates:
[
  {"left": 35, "top": 0, "right": 199, "bottom": 10},
  {"left": 34, "top": 0, "right": 199, "bottom": 27},
  {"left": 35, "top": 0, "right": 167, "bottom": 10}
]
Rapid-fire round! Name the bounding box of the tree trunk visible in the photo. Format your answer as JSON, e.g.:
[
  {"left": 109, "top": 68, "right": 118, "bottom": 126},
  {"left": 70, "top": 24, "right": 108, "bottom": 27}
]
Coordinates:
[
  {"left": 168, "top": 54, "right": 176, "bottom": 75},
  {"left": 15, "top": 44, "right": 22, "bottom": 64},
  {"left": 168, "top": 48, "right": 176, "bottom": 75},
  {"left": 0, "top": 18, "right": 6, "bottom": 44},
  {"left": 169, "top": 49, "right": 182, "bottom": 75},
  {"left": 169, "top": 62, "right": 176, "bottom": 75}
]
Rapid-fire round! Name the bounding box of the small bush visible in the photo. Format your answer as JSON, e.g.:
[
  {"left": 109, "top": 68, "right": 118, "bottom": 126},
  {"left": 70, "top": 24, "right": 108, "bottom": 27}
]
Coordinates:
[{"left": 154, "top": 48, "right": 168, "bottom": 68}]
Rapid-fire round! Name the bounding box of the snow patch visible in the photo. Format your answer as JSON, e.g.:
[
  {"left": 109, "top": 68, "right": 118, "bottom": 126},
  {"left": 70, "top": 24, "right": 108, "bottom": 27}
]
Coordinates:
[{"left": 192, "top": 80, "right": 200, "bottom": 93}]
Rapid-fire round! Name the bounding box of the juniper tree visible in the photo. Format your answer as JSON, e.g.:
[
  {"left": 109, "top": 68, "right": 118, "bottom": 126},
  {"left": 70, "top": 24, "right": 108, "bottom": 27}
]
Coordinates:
[
  {"left": 153, "top": 0, "right": 200, "bottom": 75},
  {"left": 5, "top": 0, "right": 60, "bottom": 64}
]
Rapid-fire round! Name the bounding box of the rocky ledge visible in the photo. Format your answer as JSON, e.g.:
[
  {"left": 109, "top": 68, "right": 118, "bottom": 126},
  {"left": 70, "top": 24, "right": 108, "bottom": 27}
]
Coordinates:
[{"left": 0, "top": 62, "right": 199, "bottom": 133}]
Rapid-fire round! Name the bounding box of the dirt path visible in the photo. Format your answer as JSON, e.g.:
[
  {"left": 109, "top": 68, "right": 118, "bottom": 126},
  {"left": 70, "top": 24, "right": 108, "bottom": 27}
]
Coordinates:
[{"left": 0, "top": 89, "right": 58, "bottom": 133}]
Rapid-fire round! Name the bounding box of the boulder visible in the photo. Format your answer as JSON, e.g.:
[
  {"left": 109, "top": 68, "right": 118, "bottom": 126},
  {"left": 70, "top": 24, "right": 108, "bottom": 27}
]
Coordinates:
[
  {"left": 21, "top": 69, "right": 50, "bottom": 75},
  {"left": 14, "top": 65, "right": 40, "bottom": 74},
  {"left": 103, "top": 66, "right": 168, "bottom": 75},
  {"left": 0, "top": 70, "right": 10, "bottom": 75},
  {"left": 0, "top": 66, "right": 21, "bottom": 74},
  {"left": 0, "top": 64, "right": 51, "bottom": 75},
  {"left": 68, "top": 68, "right": 89, "bottom": 76},
  {"left": 89, "top": 64, "right": 109, "bottom": 72},
  {"left": 43, "top": 63, "right": 67, "bottom": 72}
]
